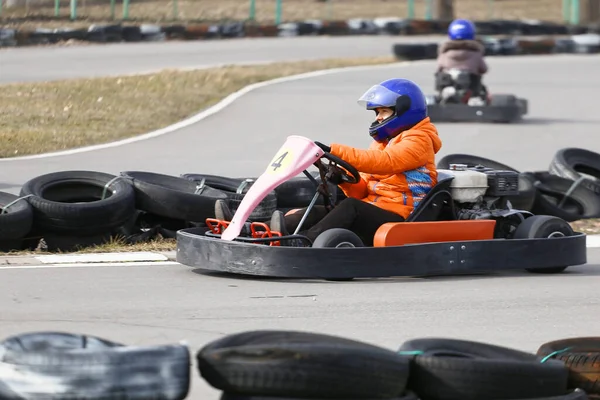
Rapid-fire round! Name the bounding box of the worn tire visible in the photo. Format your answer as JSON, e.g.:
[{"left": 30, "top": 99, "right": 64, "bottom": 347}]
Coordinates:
[
  {"left": 181, "top": 174, "right": 277, "bottom": 222},
  {"left": 220, "top": 392, "right": 420, "bottom": 400},
  {"left": 513, "top": 215, "right": 574, "bottom": 274},
  {"left": 537, "top": 337, "right": 600, "bottom": 397},
  {"left": 0, "top": 191, "right": 33, "bottom": 241},
  {"left": 121, "top": 171, "right": 228, "bottom": 222},
  {"left": 398, "top": 338, "right": 569, "bottom": 400},
  {"left": 436, "top": 154, "right": 536, "bottom": 211},
  {"left": 549, "top": 148, "right": 600, "bottom": 196},
  {"left": 197, "top": 330, "right": 411, "bottom": 398},
  {"left": 19, "top": 171, "right": 136, "bottom": 236},
  {"left": 529, "top": 171, "right": 600, "bottom": 222},
  {"left": 0, "top": 332, "right": 191, "bottom": 400}
]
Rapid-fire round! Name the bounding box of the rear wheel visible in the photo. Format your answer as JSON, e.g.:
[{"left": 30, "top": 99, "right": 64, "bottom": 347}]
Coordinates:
[
  {"left": 490, "top": 94, "right": 517, "bottom": 107},
  {"left": 513, "top": 215, "right": 574, "bottom": 274}
]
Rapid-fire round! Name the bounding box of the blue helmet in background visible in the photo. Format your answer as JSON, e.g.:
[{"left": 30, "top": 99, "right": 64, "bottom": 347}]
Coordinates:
[
  {"left": 448, "top": 19, "right": 476, "bottom": 40},
  {"left": 357, "top": 78, "right": 427, "bottom": 142}
]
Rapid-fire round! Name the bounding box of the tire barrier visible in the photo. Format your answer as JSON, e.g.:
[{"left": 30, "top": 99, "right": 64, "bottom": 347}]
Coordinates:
[
  {"left": 3, "top": 329, "right": 596, "bottom": 399},
  {"left": 0, "top": 169, "right": 344, "bottom": 253},
  {"left": 393, "top": 34, "right": 600, "bottom": 61},
  {"left": 1, "top": 18, "right": 600, "bottom": 48},
  {"left": 4, "top": 147, "right": 600, "bottom": 253}
]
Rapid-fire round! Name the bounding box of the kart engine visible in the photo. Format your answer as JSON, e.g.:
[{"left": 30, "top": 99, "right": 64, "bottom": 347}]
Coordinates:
[{"left": 442, "top": 164, "right": 520, "bottom": 220}]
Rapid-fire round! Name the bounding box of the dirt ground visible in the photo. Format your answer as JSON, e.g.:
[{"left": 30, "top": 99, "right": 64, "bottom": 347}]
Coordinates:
[{"left": 1, "top": 0, "right": 564, "bottom": 29}]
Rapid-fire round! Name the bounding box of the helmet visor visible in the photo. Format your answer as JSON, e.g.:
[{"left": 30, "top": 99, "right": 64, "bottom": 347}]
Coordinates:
[{"left": 357, "top": 84, "right": 400, "bottom": 109}]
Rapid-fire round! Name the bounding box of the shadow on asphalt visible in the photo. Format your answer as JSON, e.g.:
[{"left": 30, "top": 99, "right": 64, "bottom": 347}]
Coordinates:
[{"left": 190, "top": 263, "right": 600, "bottom": 284}]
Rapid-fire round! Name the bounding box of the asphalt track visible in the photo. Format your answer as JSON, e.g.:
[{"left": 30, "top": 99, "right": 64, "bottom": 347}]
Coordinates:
[{"left": 1, "top": 38, "right": 600, "bottom": 398}]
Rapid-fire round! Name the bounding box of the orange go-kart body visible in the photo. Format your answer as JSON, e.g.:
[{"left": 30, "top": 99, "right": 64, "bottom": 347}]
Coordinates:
[{"left": 206, "top": 216, "right": 497, "bottom": 248}]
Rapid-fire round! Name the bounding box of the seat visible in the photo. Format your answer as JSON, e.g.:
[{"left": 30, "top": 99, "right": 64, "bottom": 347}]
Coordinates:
[{"left": 406, "top": 171, "right": 456, "bottom": 222}]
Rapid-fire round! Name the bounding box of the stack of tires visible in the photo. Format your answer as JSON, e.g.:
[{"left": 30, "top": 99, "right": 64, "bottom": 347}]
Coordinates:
[
  {"left": 0, "top": 170, "right": 342, "bottom": 252},
  {"left": 3, "top": 329, "right": 598, "bottom": 399}
]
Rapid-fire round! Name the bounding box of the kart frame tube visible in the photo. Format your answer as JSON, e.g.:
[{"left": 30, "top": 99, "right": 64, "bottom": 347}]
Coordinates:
[{"left": 176, "top": 228, "right": 587, "bottom": 279}]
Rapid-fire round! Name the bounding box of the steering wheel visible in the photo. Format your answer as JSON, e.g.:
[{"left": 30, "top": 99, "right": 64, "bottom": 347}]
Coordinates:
[{"left": 317, "top": 152, "right": 361, "bottom": 185}]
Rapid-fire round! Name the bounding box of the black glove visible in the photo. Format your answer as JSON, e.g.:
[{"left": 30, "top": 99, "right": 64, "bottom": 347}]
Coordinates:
[
  {"left": 315, "top": 141, "right": 331, "bottom": 153},
  {"left": 326, "top": 165, "right": 345, "bottom": 185}
]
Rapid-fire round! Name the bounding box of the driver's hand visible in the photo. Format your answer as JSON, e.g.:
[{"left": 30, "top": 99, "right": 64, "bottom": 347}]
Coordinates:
[
  {"left": 326, "top": 165, "right": 345, "bottom": 185},
  {"left": 315, "top": 141, "right": 331, "bottom": 153}
]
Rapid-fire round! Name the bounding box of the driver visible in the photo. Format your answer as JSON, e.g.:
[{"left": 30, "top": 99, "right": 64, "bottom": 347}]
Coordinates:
[
  {"left": 264, "top": 77, "right": 443, "bottom": 246},
  {"left": 436, "top": 19, "right": 488, "bottom": 92}
]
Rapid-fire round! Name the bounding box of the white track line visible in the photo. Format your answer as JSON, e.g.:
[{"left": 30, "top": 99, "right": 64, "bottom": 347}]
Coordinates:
[
  {"left": 35, "top": 251, "right": 169, "bottom": 264},
  {"left": 0, "top": 261, "right": 180, "bottom": 270},
  {"left": 0, "top": 60, "right": 432, "bottom": 162}
]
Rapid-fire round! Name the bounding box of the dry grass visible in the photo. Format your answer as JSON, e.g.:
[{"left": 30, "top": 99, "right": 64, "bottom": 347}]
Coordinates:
[
  {"left": 570, "top": 218, "right": 600, "bottom": 234},
  {"left": 0, "top": 0, "right": 564, "bottom": 29},
  {"left": 0, "top": 56, "right": 396, "bottom": 158},
  {"left": 3, "top": 235, "right": 177, "bottom": 255}
]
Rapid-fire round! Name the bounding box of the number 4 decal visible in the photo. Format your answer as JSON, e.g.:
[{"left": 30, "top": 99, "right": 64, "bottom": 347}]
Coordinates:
[{"left": 270, "top": 151, "right": 288, "bottom": 171}]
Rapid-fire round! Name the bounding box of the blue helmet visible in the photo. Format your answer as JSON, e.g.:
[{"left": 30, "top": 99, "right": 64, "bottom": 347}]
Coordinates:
[
  {"left": 357, "top": 78, "right": 427, "bottom": 142},
  {"left": 448, "top": 19, "right": 476, "bottom": 40}
]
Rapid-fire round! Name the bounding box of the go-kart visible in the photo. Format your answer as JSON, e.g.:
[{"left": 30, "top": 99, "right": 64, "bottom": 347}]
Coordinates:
[
  {"left": 425, "top": 69, "right": 528, "bottom": 123},
  {"left": 176, "top": 136, "right": 586, "bottom": 280}
]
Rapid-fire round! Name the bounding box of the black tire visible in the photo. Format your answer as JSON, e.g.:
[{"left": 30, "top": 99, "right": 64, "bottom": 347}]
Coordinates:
[
  {"left": 312, "top": 228, "right": 365, "bottom": 248},
  {"left": 120, "top": 171, "right": 228, "bottom": 222},
  {"left": 181, "top": 174, "right": 277, "bottom": 222},
  {"left": 219, "top": 392, "right": 420, "bottom": 400},
  {"left": 0, "top": 333, "right": 191, "bottom": 400},
  {"left": 490, "top": 94, "right": 517, "bottom": 107},
  {"left": 274, "top": 172, "right": 344, "bottom": 208},
  {"left": 513, "top": 214, "right": 575, "bottom": 274},
  {"left": 529, "top": 171, "right": 600, "bottom": 222},
  {"left": 0, "top": 191, "right": 33, "bottom": 241},
  {"left": 512, "top": 389, "right": 589, "bottom": 400},
  {"left": 436, "top": 154, "right": 536, "bottom": 211},
  {"left": 549, "top": 148, "right": 600, "bottom": 196},
  {"left": 537, "top": 337, "right": 600, "bottom": 396},
  {"left": 398, "top": 338, "right": 569, "bottom": 400},
  {"left": 197, "top": 330, "right": 411, "bottom": 398},
  {"left": 19, "top": 171, "right": 136, "bottom": 236}
]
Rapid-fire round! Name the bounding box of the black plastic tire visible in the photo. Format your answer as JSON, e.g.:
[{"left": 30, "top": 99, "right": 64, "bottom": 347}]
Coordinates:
[
  {"left": 274, "top": 172, "right": 345, "bottom": 208},
  {"left": 121, "top": 171, "right": 228, "bottom": 222},
  {"left": 529, "top": 171, "right": 600, "bottom": 222},
  {"left": 220, "top": 392, "right": 420, "bottom": 400},
  {"left": 513, "top": 215, "right": 574, "bottom": 274},
  {"left": 549, "top": 148, "right": 600, "bottom": 195},
  {"left": 537, "top": 337, "right": 600, "bottom": 397},
  {"left": 19, "top": 170, "right": 136, "bottom": 235},
  {"left": 0, "top": 191, "right": 33, "bottom": 241},
  {"left": 0, "top": 332, "right": 191, "bottom": 400},
  {"left": 197, "top": 330, "right": 411, "bottom": 399},
  {"left": 181, "top": 174, "right": 277, "bottom": 222},
  {"left": 398, "top": 338, "right": 569, "bottom": 400}
]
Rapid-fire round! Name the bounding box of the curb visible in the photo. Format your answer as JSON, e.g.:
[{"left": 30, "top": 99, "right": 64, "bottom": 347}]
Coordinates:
[
  {"left": 1, "top": 235, "right": 600, "bottom": 268},
  {"left": 1, "top": 17, "right": 599, "bottom": 48}
]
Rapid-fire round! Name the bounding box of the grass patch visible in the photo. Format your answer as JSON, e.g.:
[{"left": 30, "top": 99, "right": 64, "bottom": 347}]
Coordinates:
[
  {"left": 0, "top": 56, "right": 396, "bottom": 158},
  {"left": 0, "top": 0, "right": 563, "bottom": 29},
  {"left": 570, "top": 218, "right": 600, "bottom": 235},
  {"left": 4, "top": 235, "right": 177, "bottom": 256}
]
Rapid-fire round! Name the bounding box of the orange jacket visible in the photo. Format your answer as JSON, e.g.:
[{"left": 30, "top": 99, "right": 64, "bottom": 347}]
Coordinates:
[{"left": 330, "top": 117, "right": 442, "bottom": 219}]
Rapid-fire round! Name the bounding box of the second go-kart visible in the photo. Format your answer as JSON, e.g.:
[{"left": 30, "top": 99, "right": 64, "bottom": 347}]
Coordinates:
[
  {"left": 176, "top": 135, "right": 586, "bottom": 280},
  {"left": 425, "top": 69, "right": 528, "bottom": 123}
]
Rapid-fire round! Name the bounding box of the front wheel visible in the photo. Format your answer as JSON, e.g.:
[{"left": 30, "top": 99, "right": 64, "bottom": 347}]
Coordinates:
[
  {"left": 312, "top": 228, "right": 364, "bottom": 281},
  {"left": 513, "top": 215, "right": 573, "bottom": 274}
]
